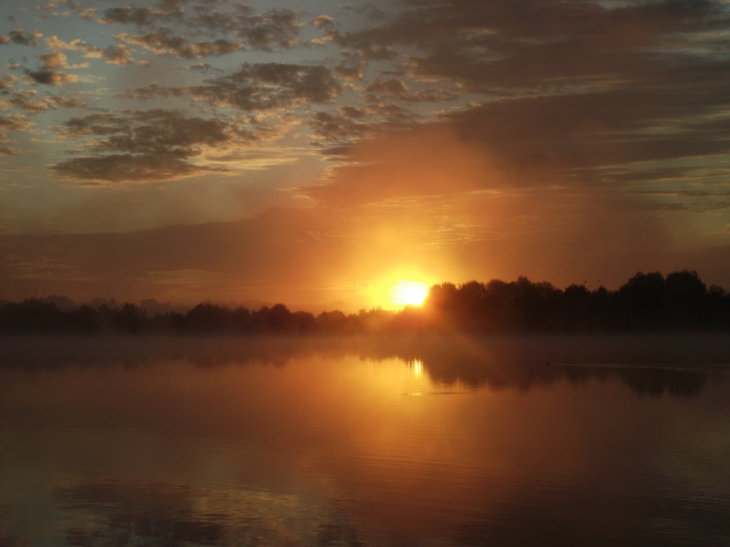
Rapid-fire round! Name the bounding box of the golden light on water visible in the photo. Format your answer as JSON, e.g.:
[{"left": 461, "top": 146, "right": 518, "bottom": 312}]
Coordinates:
[
  {"left": 413, "top": 360, "right": 424, "bottom": 379},
  {"left": 392, "top": 281, "right": 429, "bottom": 307}
]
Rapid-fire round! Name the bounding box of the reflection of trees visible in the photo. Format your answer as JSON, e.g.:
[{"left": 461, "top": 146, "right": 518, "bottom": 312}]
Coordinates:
[
  {"left": 0, "top": 335, "right": 725, "bottom": 398},
  {"left": 418, "top": 357, "right": 711, "bottom": 397},
  {"left": 399, "top": 336, "right": 719, "bottom": 397}
]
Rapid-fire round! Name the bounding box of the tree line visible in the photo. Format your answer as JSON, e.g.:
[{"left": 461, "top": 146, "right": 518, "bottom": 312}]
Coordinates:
[{"left": 0, "top": 270, "right": 729, "bottom": 335}]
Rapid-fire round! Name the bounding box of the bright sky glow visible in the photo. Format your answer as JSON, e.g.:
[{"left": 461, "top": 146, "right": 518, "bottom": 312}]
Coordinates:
[
  {"left": 1, "top": 0, "right": 730, "bottom": 306},
  {"left": 392, "top": 281, "right": 429, "bottom": 307}
]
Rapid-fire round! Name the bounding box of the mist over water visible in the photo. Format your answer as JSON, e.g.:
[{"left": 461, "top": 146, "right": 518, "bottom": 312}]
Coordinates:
[{"left": 1, "top": 336, "right": 730, "bottom": 546}]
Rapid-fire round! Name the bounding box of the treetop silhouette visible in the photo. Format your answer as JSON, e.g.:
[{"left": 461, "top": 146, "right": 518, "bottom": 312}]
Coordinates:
[{"left": 1, "top": 270, "right": 728, "bottom": 335}]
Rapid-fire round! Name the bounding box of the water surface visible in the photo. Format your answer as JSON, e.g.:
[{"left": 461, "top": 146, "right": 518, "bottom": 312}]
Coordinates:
[{"left": 1, "top": 335, "right": 730, "bottom": 546}]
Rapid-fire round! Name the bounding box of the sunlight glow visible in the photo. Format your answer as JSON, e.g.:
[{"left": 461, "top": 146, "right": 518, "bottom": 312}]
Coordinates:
[
  {"left": 392, "top": 281, "right": 429, "bottom": 307},
  {"left": 413, "top": 360, "right": 424, "bottom": 379}
]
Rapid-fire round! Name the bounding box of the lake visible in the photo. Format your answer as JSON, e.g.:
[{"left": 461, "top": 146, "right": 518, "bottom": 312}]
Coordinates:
[{"left": 1, "top": 335, "right": 730, "bottom": 546}]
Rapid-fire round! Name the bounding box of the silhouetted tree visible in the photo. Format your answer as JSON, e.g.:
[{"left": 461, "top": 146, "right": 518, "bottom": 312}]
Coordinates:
[{"left": 1, "top": 270, "right": 729, "bottom": 335}]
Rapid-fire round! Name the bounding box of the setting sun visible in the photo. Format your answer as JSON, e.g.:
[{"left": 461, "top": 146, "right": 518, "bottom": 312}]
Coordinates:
[{"left": 391, "top": 281, "right": 429, "bottom": 307}]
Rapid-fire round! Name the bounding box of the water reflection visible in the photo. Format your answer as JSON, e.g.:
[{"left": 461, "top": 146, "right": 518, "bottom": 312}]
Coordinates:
[
  {"left": 1, "top": 336, "right": 730, "bottom": 546},
  {"left": 0, "top": 334, "right": 727, "bottom": 397},
  {"left": 412, "top": 359, "right": 424, "bottom": 380},
  {"left": 55, "top": 479, "right": 361, "bottom": 547}
]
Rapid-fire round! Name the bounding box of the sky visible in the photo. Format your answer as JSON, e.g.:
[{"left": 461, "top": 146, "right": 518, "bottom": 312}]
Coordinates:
[{"left": 1, "top": 0, "right": 730, "bottom": 309}]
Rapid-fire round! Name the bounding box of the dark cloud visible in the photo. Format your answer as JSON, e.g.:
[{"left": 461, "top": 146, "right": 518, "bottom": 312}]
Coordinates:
[
  {"left": 237, "top": 8, "right": 301, "bottom": 50},
  {"left": 312, "top": 17, "right": 397, "bottom": 60},
  {"left": 52, "top": 110, "right": 238, "bottom": 183},
  {"left": 100, "top": 44, "right": 135, "bottom": 65},
  {"left": 100, "top": 2, "right": 302, "bottom": 52},
  {"left": 334, "top": 61, "right": 364, "bottom": 81},
  {"left": 306, "top": 102, "right": 424, "bottom": 148},
  {"left": 7, "top": 90, "right": 86, "bottom": 114},
  {"left": 99, "top": 0, "right": 187, "bottom": 26},
  {"left": 62, "top": 110, "right": 230, "bottom": 151},
  {"left": 52, "top": 95, "right": 86, "bottom": 108},
  {"left": 0, "top": 146, "right": 20, "bottom": 155},
  {"left": 0, "top": 29, "right": 43, "bottom": 47},
  {"left": 299, "top": 0, "right": 730, "bottom": 204},
  {"left": 52, "top": 154, "right": 222, "bottom": 184},
  {"left": 308, "top": 109, "right": 371, "bottom": 146},
  {"left": 101, "top": 6, "right": 157, "bottom": 26},
  {"left": 185, "top": 62, "right": 213, "bottom": 72},
  {"left": 24, "top": 68, "right": 77, "bottom": 85},
  {"left": 442, "top": 88, "right": 730, "bottom": 188},
  {"left": 124, "top": 62, "right": 343, "bottom": 110},
  {"left": 327, "top": 0, "right": 728, "bottom": 88},
  {"left": 365, "top": 78, "right": 457, "bottom": 103},
  {"left": 182, "top": 5, "right": 302, "bottom": 50}
]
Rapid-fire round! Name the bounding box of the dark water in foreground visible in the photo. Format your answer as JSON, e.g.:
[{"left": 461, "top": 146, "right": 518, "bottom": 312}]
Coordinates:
[{"left": 1, "top": 335, "right": 730, "bottom": 546}]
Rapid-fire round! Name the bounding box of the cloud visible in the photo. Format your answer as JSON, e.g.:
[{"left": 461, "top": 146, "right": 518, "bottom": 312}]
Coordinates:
[
  {"left": 0, "top": 114, "right": 30, "bottom": 141},
  {"left": 47, "top": 36, "right": 137, "bottom": 65},
  {"left": 365, "top": 78, "right": 457, "bottom": 103},
  {"left": 312, "top": 15, "right": 334, "bottom": 29},
  {"left": 100, "top": 6, "right": 157, "bottom": 26},
  {"left": 0, "top": 74, "right": 20, "bottom": 89},
  {"left": 98, "top": 44, "right": 136, "bottom": 65},
  {"left": 2, "top": 0, "right": 730, "bottom": 299},
  {"left": 185, "top": 62, "right": 213, "bottom": 72},
  {"left": 442, "top": 90, "right": 730, "bottom": 188},
  {"left": 312, "top": 17, "right": 397, "bottom": 60},
  {"left": 39, "top": 52, "right": 70, "bottom": 69},
  {"left": 0, "top": 29, "right": 43, "bottom": 47},
  {"left": 0, "top": 147, "right": 20, "bottom": 155},
  {"left": 52, "top": 109, "right": 241, "bottom": 183},
  {"left": 124, "top": 62, "right": 343, "bottom": 111},
  {"left": 308, "top": 108, "right": 371, "bottom": 146},
  {"left": 236, "top": 8, "right": 301, "bottom": 50},
  {"left": 7, "top": 89, "right": 86, "bottom": 114},
  {"left": 98, "top": 0, "right": 188, "bottom": 26},
  {"left": 321, "top": 0, "right": 727, "bottom": 85},
  {"left": 25, "top": 68, "right": 78, "bottom": 85},
  {"left": 184, "top": 6, "right": 303, "bottom": 50},
  {"left": 98, "top": 3, "right": 302, "bottom": 52},
  {"left": 52, "top": 154, "right": 221, "bottom": 184},
  {"left": 297, "top": 0, "right": 730, "bottom": 203},
  {"left": 79, "top": 8, "right": 97, "bottom": 21},
  {"left": 115, "top": 28, "right": 244, "bottom": 59}
]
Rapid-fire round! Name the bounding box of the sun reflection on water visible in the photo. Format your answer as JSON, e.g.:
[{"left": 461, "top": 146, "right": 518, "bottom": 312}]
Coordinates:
[{"left": 413, "top": 360, "right": 423, "bottom": 379}]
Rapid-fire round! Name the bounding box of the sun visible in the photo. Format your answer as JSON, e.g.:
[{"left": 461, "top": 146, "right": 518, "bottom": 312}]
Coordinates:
[{"left": 391, "top": 281, "right": 429, "bottom": 307}]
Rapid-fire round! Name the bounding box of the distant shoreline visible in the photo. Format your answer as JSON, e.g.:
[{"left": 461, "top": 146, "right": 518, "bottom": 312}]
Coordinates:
[{"left": 2, "top": 270, "right": 729, "bottom": 336}]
